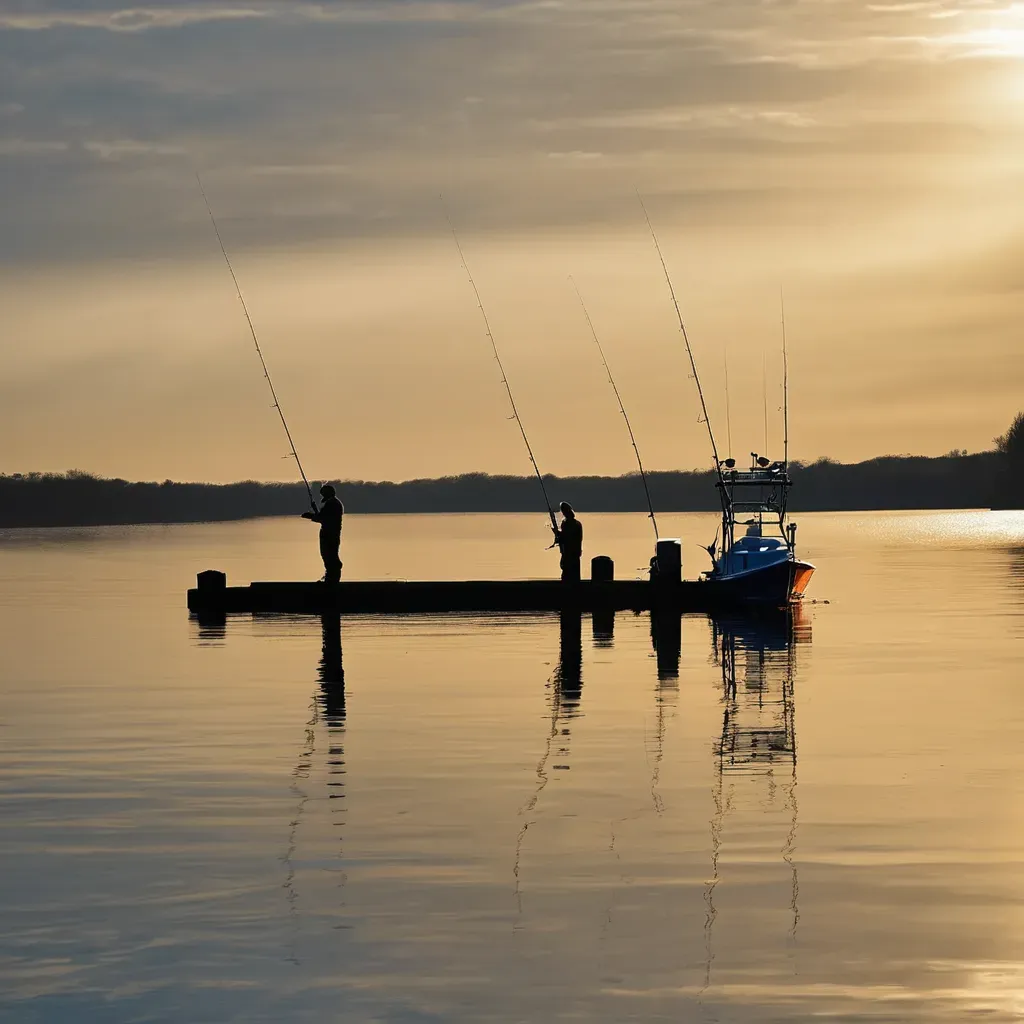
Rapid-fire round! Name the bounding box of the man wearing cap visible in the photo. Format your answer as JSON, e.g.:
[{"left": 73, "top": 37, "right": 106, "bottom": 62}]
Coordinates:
[
  {"left": 302, "top": 484, "right": 344, "bottom": 583},
  {"left": 553, "top": 501, "right": 583, "bottom": 582}
]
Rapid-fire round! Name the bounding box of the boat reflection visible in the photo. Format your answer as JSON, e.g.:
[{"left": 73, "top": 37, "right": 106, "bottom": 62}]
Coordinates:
[
  {"left": 712, "top": 606, "right": 808, "bottom": 773},
  {"left": 703, "top": 604, "right": 811, "bottom": 992}
]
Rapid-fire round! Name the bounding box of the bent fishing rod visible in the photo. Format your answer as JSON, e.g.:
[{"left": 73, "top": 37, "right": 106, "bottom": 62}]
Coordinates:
[
  {"left": 637, "top": 192, "right": 724, "bottom": 484},
  {"left": 197, "top": 173, "right": 316, "bottom": 511},
  {"left": 442, "top": 200, "right": 558, "bottom": 541},
  {"left": 569, "top": 275, "right": 659, "bottom": 541}
]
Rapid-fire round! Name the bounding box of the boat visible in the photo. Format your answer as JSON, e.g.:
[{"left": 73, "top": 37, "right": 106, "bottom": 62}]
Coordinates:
[
  {"left": 638, "top": 204, "right": 814, "bottom": 606},
  {"left": 702, "top": 453, "right": 814, "bottom": 605}
]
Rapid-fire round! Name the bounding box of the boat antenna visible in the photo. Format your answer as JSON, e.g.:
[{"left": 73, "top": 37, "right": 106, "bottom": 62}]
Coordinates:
[
  {"left": 442, "top": 199, "right": 558, "bottom": 539},
  {"left": 781, "top": 289, "right": 789, "bottom": 470},
  {"left": 724, "top": 347, "right": 733, "bottom": 460},
  {"left": 570, "top": 275, "right": 659, "bottom": 540},
  {"left": 197, "top": 173, "right": 316, "bottom": 511},
  {"left": 637, "top": 193, "right": 723, "bottom": 476},
  {"left": 763, "top": 350, "right": 769, "bottom": 458}
]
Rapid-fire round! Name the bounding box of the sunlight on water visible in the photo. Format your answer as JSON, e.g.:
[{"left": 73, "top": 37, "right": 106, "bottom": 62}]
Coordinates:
[{"left": 1, "top": 511, "right": 1023, "bottom": 1021}]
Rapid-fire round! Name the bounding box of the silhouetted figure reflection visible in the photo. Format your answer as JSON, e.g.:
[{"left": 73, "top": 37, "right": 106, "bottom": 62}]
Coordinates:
[
  {"left": 318, "top": 613, "right": 346, "bottom": 721},
  {"left": 555, "top": 609, "right": 583, "bottom": 712},
  {"left": 282, "top": 614, "right": 349, "bottom": 961},
  {"left": 650, "top": 610, "right": 682, "bottom": 681},
  {"left": 301, "top": 483, "right": 344, "bottom": 583},
  {"left": 514, "top": 610, "right": 587, "bottom": 908},
  {"left": 553, "top": 502, "right": 583, "bottom": 582},
  {"left": 315, "top": 614, "right": 347, "bottom": 897}
]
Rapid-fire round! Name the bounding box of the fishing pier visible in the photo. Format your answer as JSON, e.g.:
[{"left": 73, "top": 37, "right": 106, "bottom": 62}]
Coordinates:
[
  {"left": 185, "top": 540, "right": 798, "bottom": 615},
  {"left": 187, "top": 573, "right": 717, "bottom": 616}
]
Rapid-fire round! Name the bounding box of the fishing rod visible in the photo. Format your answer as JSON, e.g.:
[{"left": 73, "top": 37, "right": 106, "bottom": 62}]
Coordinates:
[
  {"left": 442, "top": 200, "right": 559, "bottom": 541},
  {"left": 762, "top": 350, "right": 769, "bottom": 458},
  {"left": 197, "top": 173, "right": 316, "bottom": 511},
  {"left": 637, "top": 192, "right": 723, "bottom": 480},
  {"left": 781, "top": 289, "right": 789, "bottom": 470},
  {"left": 724, "top": 347, "right": 733, "bottom": 460},
  {"left": 569, "top": 275, "right": 659, "bottom": 540}
]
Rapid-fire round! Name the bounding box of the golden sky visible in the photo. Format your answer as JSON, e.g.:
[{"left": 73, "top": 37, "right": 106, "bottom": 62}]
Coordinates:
[{"left": 1, "top": 0, "right": 1022, "bottom": 482}]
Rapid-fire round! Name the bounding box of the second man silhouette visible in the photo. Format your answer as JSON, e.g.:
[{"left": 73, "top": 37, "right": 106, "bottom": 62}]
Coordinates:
[
  {"left": 553, "top": 501, "right": 583, "bottom": 582},
  {"left": 302, "top": 484, "right": 344, "bottom": 583}
]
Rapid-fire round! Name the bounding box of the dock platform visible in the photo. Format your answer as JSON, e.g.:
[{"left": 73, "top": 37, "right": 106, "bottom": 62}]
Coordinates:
[{"left": 187, "top": 573, "right": 717, "bottom": 615}]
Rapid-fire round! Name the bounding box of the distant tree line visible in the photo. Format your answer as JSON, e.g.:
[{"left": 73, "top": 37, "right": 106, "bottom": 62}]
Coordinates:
[
  {"left": 992, "top": 412, "right": 1024, "bottom": 509},
  {"left": 0, "top": 442, "right": 1014, "bottom": 529}
]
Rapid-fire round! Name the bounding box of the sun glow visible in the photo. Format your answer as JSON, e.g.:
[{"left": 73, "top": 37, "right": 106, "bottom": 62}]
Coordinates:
[{"left": 961, "top": 4, "right": 1024, "bottom": 56}]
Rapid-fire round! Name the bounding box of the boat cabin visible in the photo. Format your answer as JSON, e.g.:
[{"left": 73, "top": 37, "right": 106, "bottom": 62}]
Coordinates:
[{"left": 707, "top": 453, "right": 798, "bottom": 580}]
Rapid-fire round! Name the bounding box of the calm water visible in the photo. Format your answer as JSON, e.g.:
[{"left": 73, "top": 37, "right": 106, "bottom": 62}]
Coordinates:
[{"left": 1, "top": 510, "right": 1023, "bottom": 1023}]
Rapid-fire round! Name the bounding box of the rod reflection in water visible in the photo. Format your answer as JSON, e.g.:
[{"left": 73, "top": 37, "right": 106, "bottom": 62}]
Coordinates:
[
  {"left": 703, "top": 606, "right": 810, "bottom": 997},
  {"left": 514, "top": 610, "right": 591, "bottom": 918},
  {"left": 281, "top": 614, "right": 349, "bottom": 962}
]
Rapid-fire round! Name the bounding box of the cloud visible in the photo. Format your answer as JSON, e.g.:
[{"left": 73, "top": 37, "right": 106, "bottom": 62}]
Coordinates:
[
  {"left": 0, "top": 0, "right": 1021, "bottom": 475},
  {"left": 0, "top": 138, "right": 69, "bottom": 155},
  {"left": 82, "top": 138, "right": 184, "bottom": 160},
  {"left": 0, "top": 5, "right": 271, "bottom": 32},
  {"left": 0, "top": 1, "right": 502, "bottom": 33}
]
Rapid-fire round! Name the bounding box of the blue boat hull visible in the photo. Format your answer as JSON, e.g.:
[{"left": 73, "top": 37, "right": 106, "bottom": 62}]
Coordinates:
[{"left": 705, "top": 558, "right": 814, "bottom": 607}]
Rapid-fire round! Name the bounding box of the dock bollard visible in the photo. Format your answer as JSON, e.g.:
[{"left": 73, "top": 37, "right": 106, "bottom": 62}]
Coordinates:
[
  {"left": 591, "top": 555, "right": 614, "bottom": 582},
  {"left": 654, "top": 539, "right": 682, "bottom": 584},
  {"left": 196, "top": 569, "right": 227, "bottom": 594}
]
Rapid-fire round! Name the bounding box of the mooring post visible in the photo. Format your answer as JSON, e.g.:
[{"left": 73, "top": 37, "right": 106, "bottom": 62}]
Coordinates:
[
  {"left": 654, "top": 539, "right": 682, "bottom": 585},
  {"left": 591, "top": 555, "right": 614, "bottom": 583},
  {"left": 196, "top": 569, "right": 227, "bottom": 593}
]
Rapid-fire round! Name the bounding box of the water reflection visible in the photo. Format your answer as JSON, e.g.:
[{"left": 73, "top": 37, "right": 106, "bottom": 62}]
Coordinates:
[
  {"left": 194, "top": 610, "right": 226, "bottom": 646},
  {"left": 283, "top": 615, "right": 349, "bottom": 962},
  {"left": 315, "top": 614, "right": 347, "bottom": 880},
  {"left": 712, "top": 607, "right": 808, "bottom": 773},
  {"left": 650, "top": 610, "right": 682, "bottom": 681},
  {"left": 646, "top": 612, "right": 681, "bottom": 815},
  {"left": 704, "top": 606, "right": 811, "bottom": 993},
  {"left": 592, "top": 608, "right": 615, "bottom": 647},
  {"left": 554, "top": 610, "right": 583, "bottom": 722},
  {"left": 515, "top": 611, "right": 594, "bottom": 915},
  {"left": 318, "top": 613, "right": 346, "bottom": 719}
]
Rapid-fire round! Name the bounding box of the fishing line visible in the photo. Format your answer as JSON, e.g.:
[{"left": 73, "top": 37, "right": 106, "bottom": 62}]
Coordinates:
[
  {"left": 569, "top": 275, "right": 659, "bottom": 540},
  {"left": 442, "top": 198, "right": 558, "bottom": 537},
  {"left": 197, "top": 173, "right": 316, "bottom": 510}
]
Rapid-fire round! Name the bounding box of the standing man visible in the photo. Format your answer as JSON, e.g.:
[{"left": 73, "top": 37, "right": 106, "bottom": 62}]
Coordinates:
[
  {"left": 302, "top": 484, "right": 344, "bottom": 583},
  {"left": 553, "top": 501, "right": 583, "bottom": 582}
]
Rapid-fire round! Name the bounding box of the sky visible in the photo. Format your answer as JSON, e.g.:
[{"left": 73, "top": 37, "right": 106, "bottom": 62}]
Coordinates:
[{"left": 1, "top": 0, "right": 1022, "bottom": 483}]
